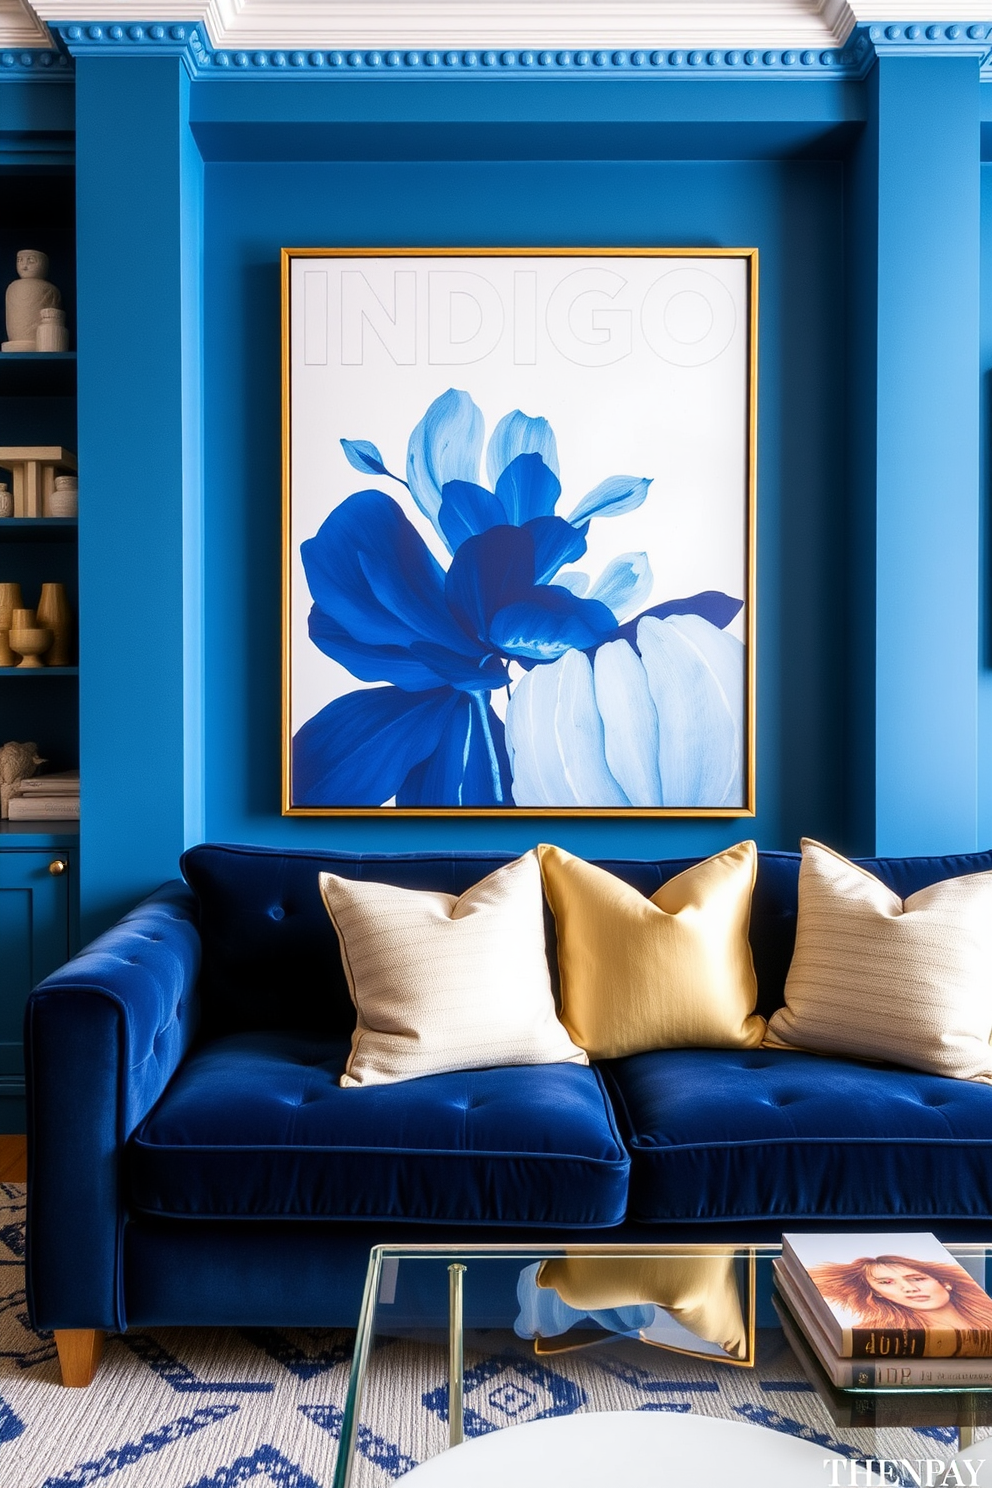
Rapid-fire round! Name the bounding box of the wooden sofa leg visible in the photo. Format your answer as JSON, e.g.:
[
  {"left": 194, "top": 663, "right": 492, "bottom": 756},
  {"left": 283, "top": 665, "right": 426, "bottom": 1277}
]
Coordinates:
[{"left": 54, "top": 1329, "right": 105, "bottom": 1387}]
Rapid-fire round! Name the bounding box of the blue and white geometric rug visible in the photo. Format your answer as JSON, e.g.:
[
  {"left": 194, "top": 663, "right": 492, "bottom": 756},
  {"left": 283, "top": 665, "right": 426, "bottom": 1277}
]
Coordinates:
[{"left": 0, "top": 1185, "right": 985, "bottom": 1488}]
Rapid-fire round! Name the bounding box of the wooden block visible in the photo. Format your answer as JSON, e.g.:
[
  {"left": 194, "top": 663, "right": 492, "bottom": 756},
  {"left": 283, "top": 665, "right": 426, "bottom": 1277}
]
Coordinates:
[
  {"left": 0, "top": 446, "right": 77, "bottom": 466},
  {"left": 0, "top": 449, "right": 76, "bottom": 518},
  {"left": 54, "top": 1329, "right": 105, "bottom": 1387}
]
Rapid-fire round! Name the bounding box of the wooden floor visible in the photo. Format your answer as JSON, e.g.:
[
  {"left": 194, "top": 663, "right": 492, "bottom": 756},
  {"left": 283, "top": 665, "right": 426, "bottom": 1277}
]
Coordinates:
[{"left": 0, "top": 1135, "right": 26, "bottom": 1182}]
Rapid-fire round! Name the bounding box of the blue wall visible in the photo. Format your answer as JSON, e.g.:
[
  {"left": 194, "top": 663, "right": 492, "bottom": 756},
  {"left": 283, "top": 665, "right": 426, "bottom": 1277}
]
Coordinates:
[
  {"left": 21, "top": 40, "right": 982, "bottom": 934},
  {"left": 202, "top": 155, "right": 846, "bottom": 861}
]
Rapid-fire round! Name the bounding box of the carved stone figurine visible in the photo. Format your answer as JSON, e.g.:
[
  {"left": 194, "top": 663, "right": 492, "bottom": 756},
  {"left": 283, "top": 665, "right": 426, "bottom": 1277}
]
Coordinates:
[
  {"left": 3, "top": 251, "right": 62, "bottom": 352},
  {"left": 0, "top": 740, "right": 44, "bottom": 819}
]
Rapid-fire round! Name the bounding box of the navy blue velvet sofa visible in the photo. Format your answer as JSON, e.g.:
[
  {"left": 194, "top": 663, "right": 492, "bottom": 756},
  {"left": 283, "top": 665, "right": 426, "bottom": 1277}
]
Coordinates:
[{"left": 24, "top": 840, "right": 992, "bottom": 1341}]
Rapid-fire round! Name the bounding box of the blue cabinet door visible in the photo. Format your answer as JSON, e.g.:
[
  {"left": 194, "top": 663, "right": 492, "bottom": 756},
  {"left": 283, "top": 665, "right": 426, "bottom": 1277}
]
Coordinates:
[{"left": 0, "top": 850, "right": 71, "bottom": 1132}]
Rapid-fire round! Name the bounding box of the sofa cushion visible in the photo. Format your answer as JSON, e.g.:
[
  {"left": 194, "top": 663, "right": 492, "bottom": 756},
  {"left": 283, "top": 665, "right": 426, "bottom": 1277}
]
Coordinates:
[
  {"left": 128, "top": 1031, "right": 629, "bottom": 1226},
  {"left": 602, "top": 1047, "right": 992, "bottom": 1224}
]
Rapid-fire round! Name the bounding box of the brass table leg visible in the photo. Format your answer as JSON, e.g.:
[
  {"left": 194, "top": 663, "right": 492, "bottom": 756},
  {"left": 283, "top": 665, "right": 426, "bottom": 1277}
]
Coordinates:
[{"left": 448, "top": 1263, "right": 466, "bottom": 1448}]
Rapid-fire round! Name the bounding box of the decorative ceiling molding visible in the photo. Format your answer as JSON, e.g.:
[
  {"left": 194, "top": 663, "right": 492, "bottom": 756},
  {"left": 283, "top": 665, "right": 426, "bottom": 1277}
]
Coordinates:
[
  {"left": 20, "top": 0, "right": 979, "bottom": 53},
  {"left": 0, "top": 0, "right": 50, "bottom": 47},
  {"left": 5, "top": 5, "right": 991, "bottom": 69},
  {"left": 29, "top": 18, "right": 989, "bottom": 79}
]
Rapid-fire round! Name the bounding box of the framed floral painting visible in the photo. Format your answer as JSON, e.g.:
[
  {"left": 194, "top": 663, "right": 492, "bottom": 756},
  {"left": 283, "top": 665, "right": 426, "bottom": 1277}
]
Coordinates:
[{"left": 282, "top": 247, "right": 756, "bottom": 815}]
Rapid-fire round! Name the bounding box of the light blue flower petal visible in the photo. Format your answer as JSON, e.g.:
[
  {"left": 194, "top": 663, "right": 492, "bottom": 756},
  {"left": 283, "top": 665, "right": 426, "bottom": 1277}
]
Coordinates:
[
  {"left": 406, "top": 389, "right": 485, "bottom": 546},
  {"left": 636, "top": 614, "right": 745, "bottom": 807},
  {"left": 566, "top": 475, "right": 652, "bottom": 526},
  {"left": 486, "top": 409, "right": 560, "bottom": 488},
  {"left": 554, "top": 570, "right": 590, "bottom": 598},
  {"left": 505, "top": 650, "right": 629, "bottom": 808},
  {"left": 340, "top": 438, "right": 390, "bottom": 479},
  {"left": 593, "top": 639, "right": 663, "bottom": 807},
  {"left": 587, "top": 552, "right": 653, "bottom": 622}
]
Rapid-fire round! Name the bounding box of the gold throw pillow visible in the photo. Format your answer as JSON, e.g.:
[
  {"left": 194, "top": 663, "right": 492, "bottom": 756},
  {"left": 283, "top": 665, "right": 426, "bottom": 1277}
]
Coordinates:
[
  {"left": 765, "top": 839, "right": 992, "bottom": 1082},
  {"left": 537, "top": 840, "right": 763, "bottom": 1060},
  {"left": 537, "top": 1252, "right": 747, "bottom": 1358},
  {"left": 320, "top": 849, "right": 588, "bottom": 1088}
]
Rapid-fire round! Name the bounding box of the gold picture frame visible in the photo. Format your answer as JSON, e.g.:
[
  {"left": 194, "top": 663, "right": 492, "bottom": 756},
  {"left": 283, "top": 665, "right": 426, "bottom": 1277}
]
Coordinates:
[{"left": 282, "top": 247, "right": 757, "bottom": 817}]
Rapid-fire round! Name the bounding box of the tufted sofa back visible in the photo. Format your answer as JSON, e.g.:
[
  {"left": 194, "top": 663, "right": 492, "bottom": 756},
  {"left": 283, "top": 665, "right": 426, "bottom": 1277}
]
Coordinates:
[{"left": 179, "top": 842, "right": 992, "bottom": 1039}]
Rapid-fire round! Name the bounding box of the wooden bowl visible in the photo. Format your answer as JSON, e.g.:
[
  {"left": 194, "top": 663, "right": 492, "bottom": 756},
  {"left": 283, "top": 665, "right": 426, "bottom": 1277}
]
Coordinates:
[{"left": 7, "top": 626, "right": 53, "bottom": 667}]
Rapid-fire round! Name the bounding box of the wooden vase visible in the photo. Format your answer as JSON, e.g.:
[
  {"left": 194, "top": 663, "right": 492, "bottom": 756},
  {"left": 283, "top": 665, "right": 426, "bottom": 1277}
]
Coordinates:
[
  {"left": 0, "top": 580, "right": 23, "bottom": 667},
  {"left": 36, "top": 582, "right": 72, "bottom": 666}
]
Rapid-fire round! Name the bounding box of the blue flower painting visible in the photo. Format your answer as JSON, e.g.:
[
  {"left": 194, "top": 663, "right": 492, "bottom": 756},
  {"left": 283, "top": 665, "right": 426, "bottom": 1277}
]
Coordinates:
[{"left": 292, "top": 388, "right": 745, "bottom": 810}]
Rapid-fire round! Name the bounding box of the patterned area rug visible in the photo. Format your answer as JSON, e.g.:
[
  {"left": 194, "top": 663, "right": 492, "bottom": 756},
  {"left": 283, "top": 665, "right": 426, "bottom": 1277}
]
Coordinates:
[{"left": 0, "top": 1185, "right": 986, "bottom": 1488}]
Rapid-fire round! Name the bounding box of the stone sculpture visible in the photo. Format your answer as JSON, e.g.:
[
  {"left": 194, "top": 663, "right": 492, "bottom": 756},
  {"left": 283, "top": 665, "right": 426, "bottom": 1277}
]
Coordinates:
[
  {"left": 0, "top": 741, "right": 43, "bottom": 818},
  {"left": 3, "top": 251, "right": 62, "bottom": 352}
]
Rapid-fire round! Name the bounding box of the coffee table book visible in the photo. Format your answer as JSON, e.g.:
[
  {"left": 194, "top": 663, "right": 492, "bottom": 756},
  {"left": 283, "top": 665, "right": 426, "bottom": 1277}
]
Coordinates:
[
  {"left": 781, "top": 1232, "right": 992, "bottom": 1358},
  {"left": 774, "top": 1261, "right": 992, "bottom": 1390}
]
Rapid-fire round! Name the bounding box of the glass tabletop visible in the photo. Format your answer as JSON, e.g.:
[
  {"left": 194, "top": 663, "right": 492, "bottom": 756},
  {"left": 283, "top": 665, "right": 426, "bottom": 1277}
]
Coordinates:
[{"left": 331, "top": 1243, "right": 992, "bottom": 1487}]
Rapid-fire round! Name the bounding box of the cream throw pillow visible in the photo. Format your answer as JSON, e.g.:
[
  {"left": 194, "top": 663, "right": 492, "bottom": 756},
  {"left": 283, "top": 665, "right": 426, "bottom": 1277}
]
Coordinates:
[
  {"left": 765, "top": 839, "right": 992, "bottom": 1082},
  {"left": 319, "top": 850, "right": 587, "bottom": 1088},
  {"left": 537, "top": 840, "right": 764, "bottom": 1060}
]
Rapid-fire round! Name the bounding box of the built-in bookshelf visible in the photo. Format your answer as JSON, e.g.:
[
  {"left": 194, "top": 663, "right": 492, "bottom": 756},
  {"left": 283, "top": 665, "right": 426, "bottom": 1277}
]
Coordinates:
[{"left": 0, "top": 170, "right": 78, "bottom": 846}]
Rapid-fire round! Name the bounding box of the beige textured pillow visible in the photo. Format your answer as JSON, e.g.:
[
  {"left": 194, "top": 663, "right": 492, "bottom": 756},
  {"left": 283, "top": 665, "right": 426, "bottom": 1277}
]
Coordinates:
[
  {"left": 319, "top": 850, "right": 588, "bottom": 1087},
  {"left": 538, "top": 840, "right": 764, "bottom": 1060},
  {"left": 765, "top": 839, "right": 992, "bottom": 1082}
]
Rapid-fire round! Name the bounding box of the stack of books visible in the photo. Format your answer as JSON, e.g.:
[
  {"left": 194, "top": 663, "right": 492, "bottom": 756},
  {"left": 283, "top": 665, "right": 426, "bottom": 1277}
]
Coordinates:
[
  {"left": 8, "top": 770, "right": 80, "bottom": 820},
  {"left": 774, "top": 1232, "right": 992, "bottom": 1389}
]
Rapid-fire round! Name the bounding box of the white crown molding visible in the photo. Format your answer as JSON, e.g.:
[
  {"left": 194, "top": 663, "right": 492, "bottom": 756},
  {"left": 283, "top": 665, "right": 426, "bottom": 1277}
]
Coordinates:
[
  {"left": 0, "top": 0, "right": 51, "bottom": 47},
  {"left": 17, "top": 1, "right": 865, "bottom": 52},
  {"left": 10, "top": 1, "right": 992, "bottom": 55}
]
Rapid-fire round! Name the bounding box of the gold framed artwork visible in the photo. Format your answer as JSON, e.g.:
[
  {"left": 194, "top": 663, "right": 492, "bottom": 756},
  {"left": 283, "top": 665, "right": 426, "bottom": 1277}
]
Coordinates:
[{"left": 282, "top": 247, "right": 757, "bottom": 817}]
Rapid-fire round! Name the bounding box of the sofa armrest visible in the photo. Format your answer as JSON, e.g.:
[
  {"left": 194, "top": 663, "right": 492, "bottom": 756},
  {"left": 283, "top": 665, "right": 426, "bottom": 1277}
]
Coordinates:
[{"left": 25, "top": 881, "right": 201, "bottom": 1332}]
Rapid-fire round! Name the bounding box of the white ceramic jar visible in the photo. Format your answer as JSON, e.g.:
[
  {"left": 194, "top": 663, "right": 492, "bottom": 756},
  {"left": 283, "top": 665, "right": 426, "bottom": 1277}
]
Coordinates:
[{"left": 49, "top": 474, "right": 77, "bottom": 518}]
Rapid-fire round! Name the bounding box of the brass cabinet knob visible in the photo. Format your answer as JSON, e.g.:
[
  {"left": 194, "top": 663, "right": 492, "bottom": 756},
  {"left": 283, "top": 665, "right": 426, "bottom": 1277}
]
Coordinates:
[{"left": 48, "top": 858, "right": 67, "bottom": 876}]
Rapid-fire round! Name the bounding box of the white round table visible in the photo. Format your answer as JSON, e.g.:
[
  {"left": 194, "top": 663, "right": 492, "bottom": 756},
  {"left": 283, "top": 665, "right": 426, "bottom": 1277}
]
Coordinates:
[{"left": 398, "top": 1409, "right": 840, "bottom": 1485}]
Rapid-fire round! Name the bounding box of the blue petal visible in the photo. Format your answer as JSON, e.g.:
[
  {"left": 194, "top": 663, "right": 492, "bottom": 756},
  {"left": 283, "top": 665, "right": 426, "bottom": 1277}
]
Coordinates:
[
  {"left": 444, "top": 525, "right": 535, "bottom": 640},
  {"left": 553, "top": 570, "right": 589, "bottom": 598},
  {"left": 486, "top": 410, "right": 560, "bottom": 488},
  {"left": 302, "top": 490, "right": 501, "bottom": 689},
  {"left": 494, "top": 453, "right": 561, "bottom": 526},
  {"left": 615, "top": 591, "right": 743, "bottom": 648},
  {"left": 524, "top": 516, "right": 587, "bottom": 584},
  {"left": 397, "top": 694, "right": 512, "bottom": 807},
  {"left": 340, "top": 438, "right": 390, "bottom": 479},
  {"left": 566, "top": 475, "right": 651, "bottom": 526},
  {"left": 437, "top": 479, "right": 506, "bottom": 551},
  {"left": 636, "top": 614, "right": 745, "bottom": 807},
  {"left": 406, "top": 389, "right": 485, "bottom": 547},
  {"left": 586, "top": 552, "right": 653, "bottom": 622},
  {"left": 308, "top": 605, "right": 455, "bottom": 691},
  {"left": 592, "top": 639, "right": 662, "bottom": 806},
  {"left": 292, "top": 686, "right": 460, "bottom": 806},
  {"left": 505, "top": 650, "right": 629, "bottom": 807},
  {"left": 490, "top": 588, "right": 617, "bottom": 661}
]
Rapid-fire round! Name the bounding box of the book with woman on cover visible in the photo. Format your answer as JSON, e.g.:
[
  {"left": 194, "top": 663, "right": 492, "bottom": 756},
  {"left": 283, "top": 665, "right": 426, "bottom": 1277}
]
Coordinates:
[{"left": 781, "top": 1233, "right": 992, "bottom": 1359}]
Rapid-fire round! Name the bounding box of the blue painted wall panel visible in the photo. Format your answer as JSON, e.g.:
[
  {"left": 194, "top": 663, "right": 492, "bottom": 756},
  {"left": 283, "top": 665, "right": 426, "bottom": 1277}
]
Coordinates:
[
  {"left": 872, "top": 57, "right": 980, "bottom": 855},
  {"left": 75, "top": 57, "right": 202, "bottom": 939},
  {"left": 980, "top": 163, "right": 992, "bottom": 849},
  {"left": 202, "top": 156, "right": 846, "bottom": 860}
]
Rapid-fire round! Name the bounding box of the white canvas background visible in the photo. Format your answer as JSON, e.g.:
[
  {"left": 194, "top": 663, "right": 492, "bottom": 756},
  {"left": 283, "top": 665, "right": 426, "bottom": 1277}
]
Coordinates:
[{"left": 288, "top": 252, "right": 750, "bottom": 744}]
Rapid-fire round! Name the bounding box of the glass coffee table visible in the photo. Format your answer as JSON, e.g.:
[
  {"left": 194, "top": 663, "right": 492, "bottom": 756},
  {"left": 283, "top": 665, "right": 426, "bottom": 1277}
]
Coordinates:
[{"left": 331, "top": 1243, "right": 992, "bottom": 1487}]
